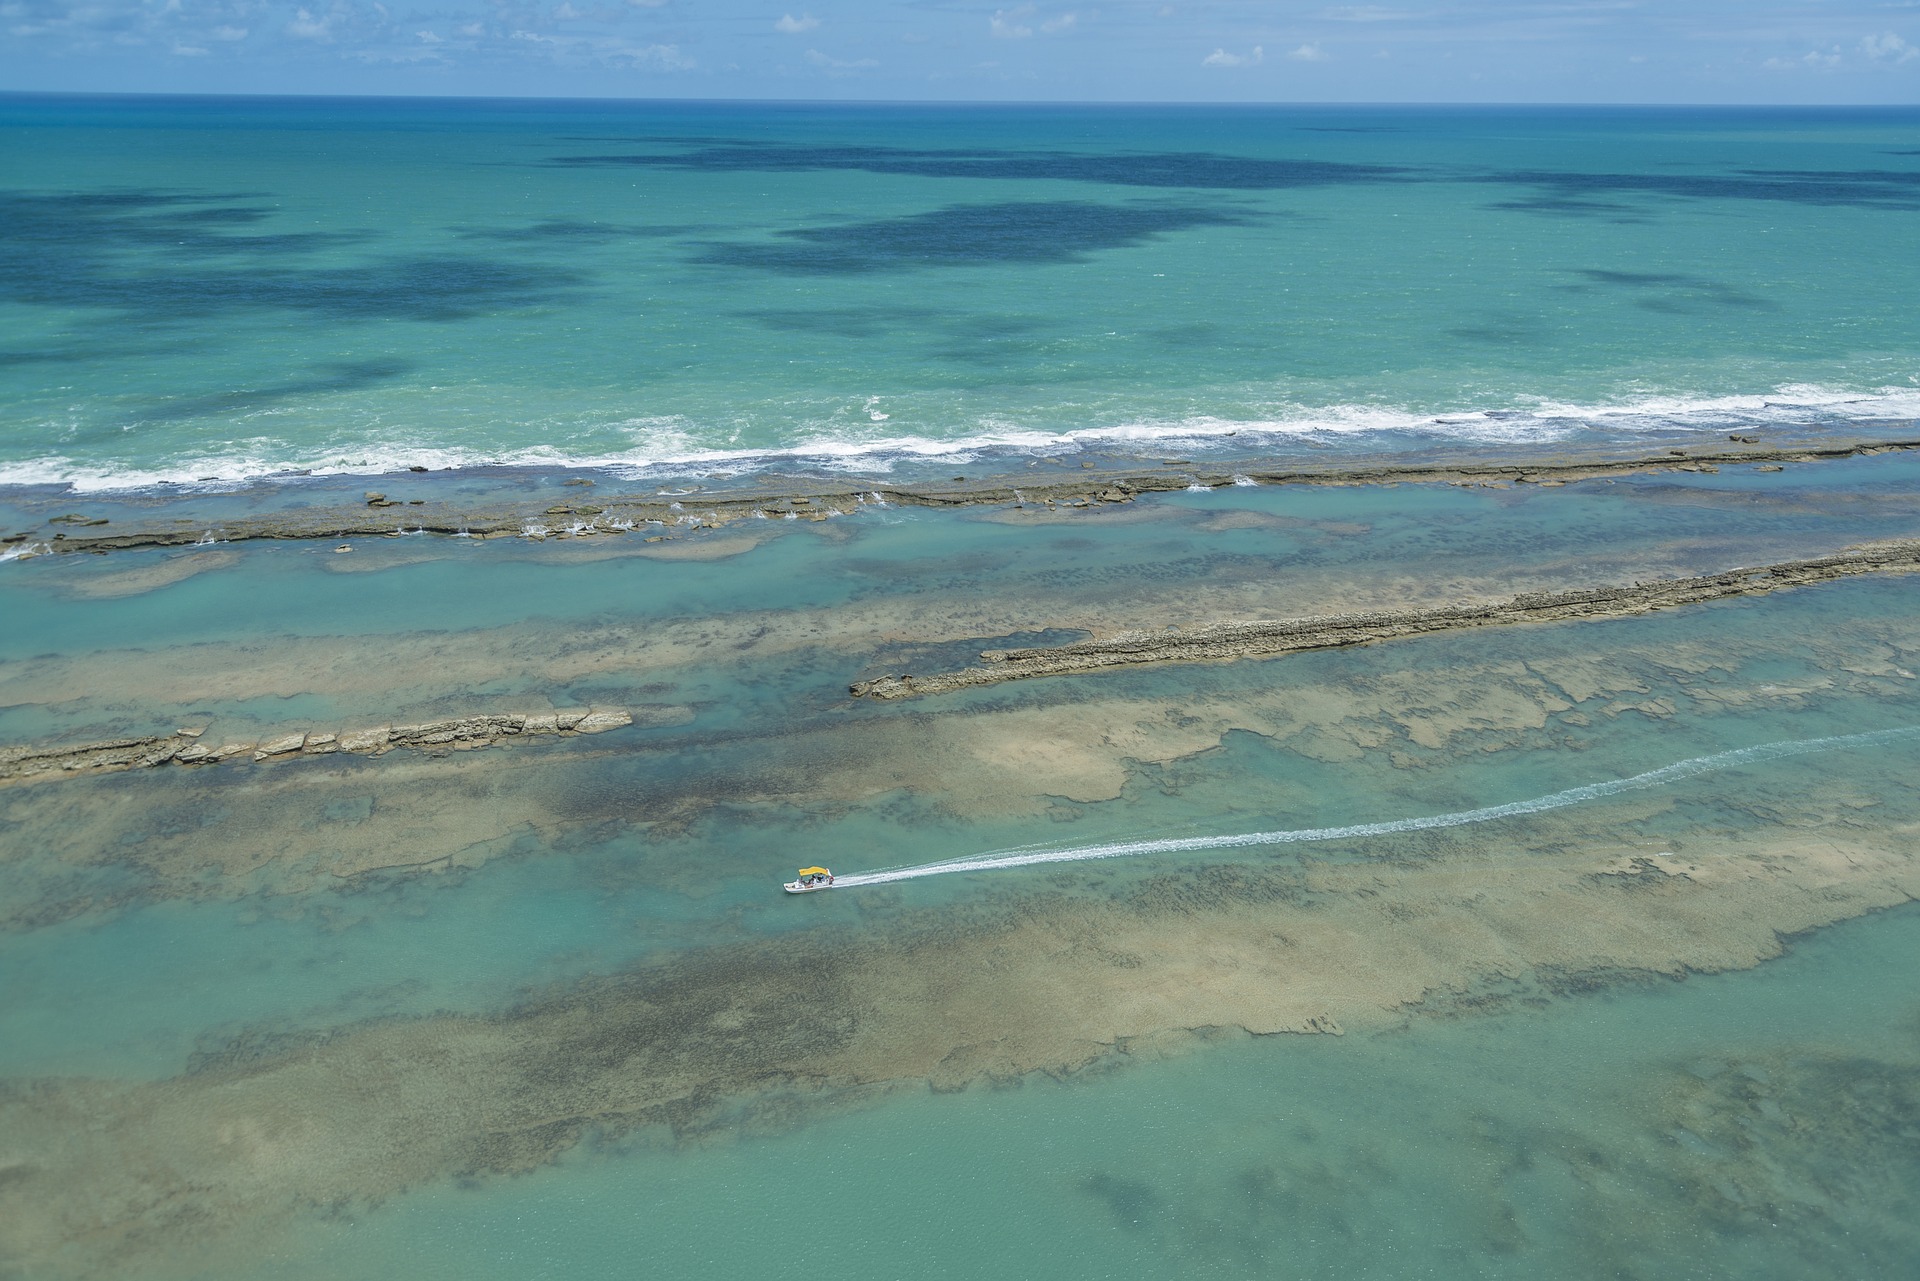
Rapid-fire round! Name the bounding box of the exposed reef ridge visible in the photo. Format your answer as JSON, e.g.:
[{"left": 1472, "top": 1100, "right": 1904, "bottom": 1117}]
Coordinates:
[
  {"left": 0, "top": 705, "right": 663, "bottom": 786},
  {"left": 5, "top": 436, "right": 1917, "bottom": 557},
  {"left": 851, "top": 540, "right": 1920, "bottom": 700}
]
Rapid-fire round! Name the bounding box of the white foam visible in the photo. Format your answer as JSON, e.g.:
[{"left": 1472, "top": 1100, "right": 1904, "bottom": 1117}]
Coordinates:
[
  {"left": 6, "top": 381, "right": 1920, "bottom": 495},
  {"left": 831, "top": 725, "right": 1920, "bottom": 888}
]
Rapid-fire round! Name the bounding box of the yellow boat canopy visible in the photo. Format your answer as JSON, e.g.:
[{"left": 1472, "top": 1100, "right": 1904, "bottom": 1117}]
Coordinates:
[{"left": 796, "top": 866, "right": 831, "bottom": 877}]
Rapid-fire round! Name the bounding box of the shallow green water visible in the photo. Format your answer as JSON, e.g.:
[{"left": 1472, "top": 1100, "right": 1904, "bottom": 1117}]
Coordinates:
[
  {"left": 254, "top": 901, "right": 1920, "bottom": 1281},
  {"left": 4, "top": 446, "right": 1920, "bottom": 1275}
]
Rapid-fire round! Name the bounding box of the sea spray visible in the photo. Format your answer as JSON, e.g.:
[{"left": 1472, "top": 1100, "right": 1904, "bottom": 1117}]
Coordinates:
[{"left": 832, "top": 725, "right": 1920, "bottom": 888}]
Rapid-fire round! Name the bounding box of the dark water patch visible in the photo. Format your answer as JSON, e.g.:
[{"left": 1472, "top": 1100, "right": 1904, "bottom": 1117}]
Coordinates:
[
  {"left": 0, "top": 188, "right": 581, "bottom": 323},
  {"left": 86, "top": 255, "right": 576, "bottom": 325},
  {"left": 550, "top": 142, "right": 1408, "bottom": 192},
  {"left": 1446, "top": 314, "right": 1548, "bottom": 345},
  {"left": 0, "top": 189, "right": 346, "bottom": 248},
  {"left": 1558, "top": 269, "right": 1777, "bottom": 313},
  {"left": 692, "top": 202, "right": 1254, "bottom": 276},
  {"left": 1082, "top": 1172, "right": 1164, "bottom": 1228},
  {"left": 0, "top": 344, "right": 129, "bottom": 369},
  {"left": 116, "top": 360, "right": 413, "bottom": 426},
  {"left": 1487, "top": 195, "right": 1651, "bottom": 222},
  {"left": 452, "top": 219, "right": 708, "bottom": 244},
  {"left": 1657, "top": 1048, "right": 1920, "bottom": 1250},
  {"left": 1475, "top": 167, "right": 1920, "bottom": 211}
]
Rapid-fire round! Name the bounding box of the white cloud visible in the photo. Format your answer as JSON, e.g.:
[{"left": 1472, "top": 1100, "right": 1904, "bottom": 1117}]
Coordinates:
[
  {"left": 623, "top": 41, "right": 692, "bottom": 68},
  {"left": 1202, "top": 45, "right": 1263, "bottom": 67},
  {"left": 459, "top": 22, "right": 484, "bottom": 36},
  {"left": 416, "top": 29, "right": 440, "bottom": 43},
  {"left": 1861, "top": 32, "right": 1918, "bottom": 63},
  {"left": 554, "top": 3, "right": 582, "bottom": 19},
  {"left": 988, "top": 6, "right": 1079, "bottom": 38},
  {"left": 776, "top": 13, "right": 819, "bottom": 34},
  {"left": 287, "top": 8, "right": 331, "bottom": 40},
  {"left": 171, "top": 41, "right": 207, "bottom": 55},
  {"left": 1762, "top": 47, "right": 1842, "bottom": 71},
  {"left": 991, "top": 7, "right": 1033, "bottom": 38},
  {"left": 510, "top": 29, "right": 693, "bottom": 69},
  {"left": 211, "top": 24, "right": 246, "bottom": 40},
  {"left": 626, "top": 0, "right": 667, "bottom": 6},
  {"left": 806, "top": 47, "right": 878, "bottom": 70},
  {"left": 1287, "top": 42, "right": 1329, "bottom": 61}
]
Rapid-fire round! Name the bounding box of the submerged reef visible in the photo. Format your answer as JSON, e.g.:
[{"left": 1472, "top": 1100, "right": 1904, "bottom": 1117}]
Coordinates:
[
  {"left": 852, "top": 540, "right": 1920, "bottom": 698},
  {"left": 3, "top": 775, "right": 1918, "bottom": 1278},
  {"left": 6, "top": 443, "right": 1920, "bottom": 1279}
]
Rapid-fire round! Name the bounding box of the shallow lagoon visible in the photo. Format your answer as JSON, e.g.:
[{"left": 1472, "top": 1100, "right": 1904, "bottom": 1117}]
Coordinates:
[
  {"left": 260, "top": 902, "right": 1920, "bottom": 1281},
  {"left": 3, "top": 455, "right": 1919, "bottom": 1278}
]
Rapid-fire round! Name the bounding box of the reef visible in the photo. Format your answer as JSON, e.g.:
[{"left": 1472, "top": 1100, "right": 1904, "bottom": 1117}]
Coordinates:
[
  {"left": 851, "top": 539, "right": 1920, "bottom": 699},
  {"left": 4, "top": 436, "right": 1916, "bottom": 558},
  {"left": 3, "top": 779, "right": 1918, "bottom": 1279},
  {"left": 0, "top": 705, "right": 660, "bottom": 786}
]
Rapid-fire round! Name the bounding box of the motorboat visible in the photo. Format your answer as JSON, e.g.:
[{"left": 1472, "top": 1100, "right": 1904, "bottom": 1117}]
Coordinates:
[{"left": 784, "top": 866, "right": 835, "bottom": 893}]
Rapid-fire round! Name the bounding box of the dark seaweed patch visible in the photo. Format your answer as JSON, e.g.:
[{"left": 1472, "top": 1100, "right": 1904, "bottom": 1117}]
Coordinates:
[
  {"left": 550, "top": 142, "right": 1408, "bottom": 191},
  {"left": 453, "top": 219, "right": 708, "bottom": 244},
  {"left": 0, "top": 189, "right": 581, "bottom": 323},
  {"left": 692, "top": 201, "right": 1253, "bottom": 275},
  {"left": 1082, "top": 1172, "right": 1164, "bottom": 1228},
  {"left": 1557, "top": 269, "right": 1776, "bottom": 313},
  {"left": 1478, "top": 167, "right": 1920, "bottom": 211},
  {"left": 116, "top": 360, "right": 413, "bottom": 426},
  {"left": 1486, "top": 195, "right": 1650, "bottom": 222}
]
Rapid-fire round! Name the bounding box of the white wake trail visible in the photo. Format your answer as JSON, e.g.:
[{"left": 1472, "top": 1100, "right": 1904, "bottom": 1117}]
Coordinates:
[{"left": 831, "top": 725, "right": 1920, "bottom": 888}]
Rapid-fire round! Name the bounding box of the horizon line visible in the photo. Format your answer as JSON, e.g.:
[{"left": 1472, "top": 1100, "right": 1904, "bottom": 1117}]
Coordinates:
[{"left": 4, "top": 89, "right": 1919, "bottom": 110}]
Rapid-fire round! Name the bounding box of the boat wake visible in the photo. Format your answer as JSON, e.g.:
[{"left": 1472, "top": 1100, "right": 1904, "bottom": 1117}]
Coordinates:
[{"left": 830, "top": 725, "right": 1920, "bottom": 888}]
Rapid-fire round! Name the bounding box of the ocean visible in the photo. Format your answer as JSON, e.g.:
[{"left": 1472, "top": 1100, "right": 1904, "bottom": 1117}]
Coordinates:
[
  {"left": 4, "top": 96, "right": 1920, "bottom": 488},
  {"left": 3, "top": 96, "right": 1920, "bottom": 1280}
]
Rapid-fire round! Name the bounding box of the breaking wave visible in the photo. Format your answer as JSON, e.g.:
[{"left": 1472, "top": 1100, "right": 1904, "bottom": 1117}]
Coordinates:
[{"left": 4, "top": 383, "right": 1918, "bottom": 495}]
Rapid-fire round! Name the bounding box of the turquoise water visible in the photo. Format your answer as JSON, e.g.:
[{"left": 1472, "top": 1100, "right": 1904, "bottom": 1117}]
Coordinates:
[
  {"left": 3, "top": 98, "right": 1919, "bottom": 491},
  {"left": 6, "top": 97, "right": 1920, "bottom": 1281},
  {"left": 260, "top": 902, "right": 1920, "bottom": 1281}
]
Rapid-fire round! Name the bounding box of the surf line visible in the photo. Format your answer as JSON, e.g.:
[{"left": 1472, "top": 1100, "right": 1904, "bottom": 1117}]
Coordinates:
[{"left": 831, "top": 725, "right": 1920, "bottom": 888}]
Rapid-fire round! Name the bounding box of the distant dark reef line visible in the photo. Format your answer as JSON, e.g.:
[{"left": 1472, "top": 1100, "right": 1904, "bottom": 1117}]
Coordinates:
[
  {"left": 5, "top": 436, "right": 1918, "bottom": 557},
  {"left": 850, "top": 540, "right": 1920, "bottom": 701}
]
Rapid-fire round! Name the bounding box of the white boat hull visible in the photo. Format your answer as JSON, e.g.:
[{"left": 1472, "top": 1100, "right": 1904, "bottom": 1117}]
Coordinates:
[{"left": 784, "top": 879, "right": 834, "bottom": 893}]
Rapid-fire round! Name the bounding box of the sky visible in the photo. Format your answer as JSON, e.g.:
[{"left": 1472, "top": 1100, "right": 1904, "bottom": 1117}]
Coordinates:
[{"left": 2, "top": 1, "right": 1919, "bottom": 102}]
